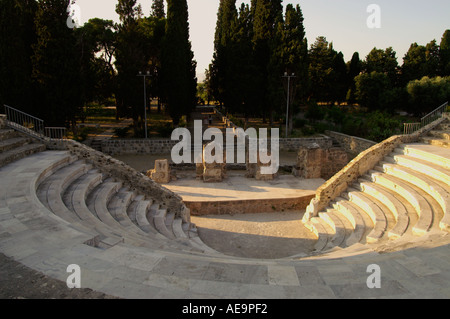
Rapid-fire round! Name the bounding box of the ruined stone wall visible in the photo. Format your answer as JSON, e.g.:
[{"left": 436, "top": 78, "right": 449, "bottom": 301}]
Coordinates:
[
  {"left": 99, "top": 136, "right": 333, "bottom": 156},
  {"left": 325, "top": 131, "right": 376, "bottom": 157},
  {"left": 293, "top": 145, "right": 349, "bottom": 180},
  {"left": 101, "top": 139, "right": 178, "bottom": 155}
]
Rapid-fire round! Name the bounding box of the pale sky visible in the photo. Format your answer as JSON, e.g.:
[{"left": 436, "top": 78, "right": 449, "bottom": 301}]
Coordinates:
[{"left": 75, "top": 0, "right": 450, "bottom": 82}]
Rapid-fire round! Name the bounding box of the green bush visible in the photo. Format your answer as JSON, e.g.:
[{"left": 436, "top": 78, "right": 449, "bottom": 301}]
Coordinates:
[
  {"left": 365, "top": 111, "right": 402, "bottom": 142},
  {"left": 406, "top": 76, "right": 450, "bottom": 116},
  {"left": 305, "top": 101, "right": 325, "bottom": 123}
]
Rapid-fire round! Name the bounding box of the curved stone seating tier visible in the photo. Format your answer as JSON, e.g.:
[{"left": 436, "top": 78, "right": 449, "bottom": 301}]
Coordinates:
[{"left": 304, "top": 138, "right": 450, "bottom": 255}]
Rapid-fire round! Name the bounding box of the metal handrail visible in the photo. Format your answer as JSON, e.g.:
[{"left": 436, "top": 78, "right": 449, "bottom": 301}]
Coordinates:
[
  {"left": 4, "top": 104, "right": 45, "bottom": 138},
  {"left": 45, "top": 127, "right": 67, "bottom": 140},
  {"left": 4, "top": 104, "right": 66, "bottom": 141},
  {"left": 403, "top": 101, "right": 448, "bottom": 135}
]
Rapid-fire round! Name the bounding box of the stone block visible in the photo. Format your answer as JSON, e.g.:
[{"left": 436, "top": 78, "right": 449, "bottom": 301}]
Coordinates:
[{"left": 147, "top": 159, "right": 171, "bottom": 184}]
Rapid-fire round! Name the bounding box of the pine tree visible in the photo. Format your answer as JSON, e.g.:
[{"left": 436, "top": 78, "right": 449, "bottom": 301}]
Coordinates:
[{"left": 161, "top": 0, "right": 197, "bottom": 125}]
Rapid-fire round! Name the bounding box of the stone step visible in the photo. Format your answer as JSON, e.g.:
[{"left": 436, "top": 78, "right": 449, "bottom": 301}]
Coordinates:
[
  {"left": 332, "top": 198, "right": 372, "bottom": 245},
  {"left": 345, "top": 188, "right": 387, "bottom": 243},
  {"left": 153, "top": 208, "right": 175, "bottom": 239},
  {"left": 400, "top": 144, "right": 450, "bottom": 170},
  {"left": 320, "top": 210, "right": 352, "bottom": 248},
  {"left": 428, "top": 130, "right": 450, "bottom": 140},
  {"left": 68, "top": 174, "right": 179, "bottom": 249},
  {"left": 172, "top": 218, "right": 188, "bottom": 239},
  {"left": 107, "top": 189, "right": 148, "bottom": 234},
  {"left": 135, "top": 200, "right": 162, "bottom": 236},
  {"left": 357, "top": 177, "right": 410, "bottom": 240},
  {"left": 387, "top": 153, "right": 450, "bottom": 186},
  {"left": 0, "top": 143, "right": 46, "bottom": 168},
  {"left": 370, "top": 170, "right": 434, "bottom": 236},
  {"left": 37, "top": 161, "right": 91, "bottom": 224},
  {"left": 126, "top": 194, "right": 145, "bottom": 224},
  {"left": 421, "top": 136, "right": 450, "bottom": 148},
  {"left": 0, "top": 129, "right": 20, "bottom": 141},
  {"left": 437, "top": 122, "right": 450, "bottom": 131},
  {"left": 379, "top": 162, "right": 450, "bottom": 232},
  {"left": 304, "top": 217, "right": 335, "bottom": 252},
  {"left": 0, "top": 137, "right": 31, "bottom": 152}
]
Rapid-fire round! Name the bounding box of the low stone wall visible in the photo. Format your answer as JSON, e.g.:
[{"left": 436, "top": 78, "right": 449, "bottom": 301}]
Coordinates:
[
  {"left": 325, "top": 131, "right": 376, "bottom": 157},
  {"left": 46, "top": 139, "right": 189, "bottom": 221},
  {"left": 100, "top": 136, "right": 333, "bottom": 156},
  {"left": 279, "top": 136, "right": 332, "bottom": 152},
  {"left": 186, "top": 195, "right": 314, "bottom": 216},
  {"left": 304, "top": 115, "right": 449, "bottom": 220},
  {"left": 102, "top": 139, "right": 178, "bottom": 155}
]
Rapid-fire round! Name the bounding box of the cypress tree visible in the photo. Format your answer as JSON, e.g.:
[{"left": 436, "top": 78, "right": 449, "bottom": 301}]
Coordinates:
[
  {"left": 161, "top": 0, "right": 197, "bottom": 125},
  {"left": 346, "top": 52, "right": 362, "bottom": 104},
  {"left": 0, "top": 0, "right": 37, "bottom": 112},
  {"left": 274, "top": 4, "right": 308, "bottom": 132},
  {"left": 210, "top": 0, "right": 237, "bottom": 108},
  {"left": 227, "top": 3, "right": 256, "bottom": 117},
  {"left": 151, "top": 0, "right": 165, "bottom": 19},
  {"left": 252, "top": 0, "right": 283, "bottom": 123},
  {"left": 440, "top": 30, "right": 450, "bottom": 76},
  {"left": 114, "top": 0, "right": 142, "bottom": 124},
  {"left": 32, "top": 0, "right": 82, "bottom": 126}
]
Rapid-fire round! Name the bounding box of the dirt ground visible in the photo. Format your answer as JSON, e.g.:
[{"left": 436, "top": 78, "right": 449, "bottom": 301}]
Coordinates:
[{"left": 192, "top": 211, "right": 317, "bottom": 259}]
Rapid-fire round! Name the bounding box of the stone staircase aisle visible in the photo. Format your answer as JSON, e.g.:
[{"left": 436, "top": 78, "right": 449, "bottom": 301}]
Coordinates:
[
  {"left": 304, "top": 117, "right": 450, "bottom": 255},
  {"left": 0, "top": 116, "right": 45, "bottom": 168}
]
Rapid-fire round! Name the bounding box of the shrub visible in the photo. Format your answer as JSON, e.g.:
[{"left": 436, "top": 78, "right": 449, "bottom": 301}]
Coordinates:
[{"left": 406, "top": 76, "right": 450, "bottom": 116}]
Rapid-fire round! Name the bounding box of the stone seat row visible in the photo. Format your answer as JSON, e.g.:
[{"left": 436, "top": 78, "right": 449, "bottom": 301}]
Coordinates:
[
  {"left": 0, "top": 128, "right": 46, "bottom": 168},
  {"left": 35, "top": 154, "right": 219, "bottom": 255},
  {"left": 305, "top": 142, "right": 450, "bottom": 254}
]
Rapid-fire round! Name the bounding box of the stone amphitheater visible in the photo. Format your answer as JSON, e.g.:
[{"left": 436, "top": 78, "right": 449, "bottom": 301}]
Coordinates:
[{"left": 0, "top": 110, "right": 449, "bottom": 299}]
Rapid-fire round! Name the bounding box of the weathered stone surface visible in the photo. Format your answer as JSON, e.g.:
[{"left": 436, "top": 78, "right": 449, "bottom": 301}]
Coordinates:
[
  {"left": 202, "top": 142, "right": 226, "bottom": 182},
  {"left": 325, "top": 131, "right": 376, "bottom": 157},
  {"left": 147, "top": 159, "right": 171, "bottom": 184},
  {"left": 293, "top": 144, "right": 349, "bottom": 180},
  {"left": 51, "top": 139, "right": 188, "bottom": 221},
  {"left": 0, "top": 114, "right": 6, "bottom": 129}
]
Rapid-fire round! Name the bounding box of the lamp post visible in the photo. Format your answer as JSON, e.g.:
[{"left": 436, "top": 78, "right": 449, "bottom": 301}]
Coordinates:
[
  {"left": 137, "top": 71, "right": 151, "bottom": 139},
  {"left": 282, "top": 72, "right": 296, "bottom": 138}
]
